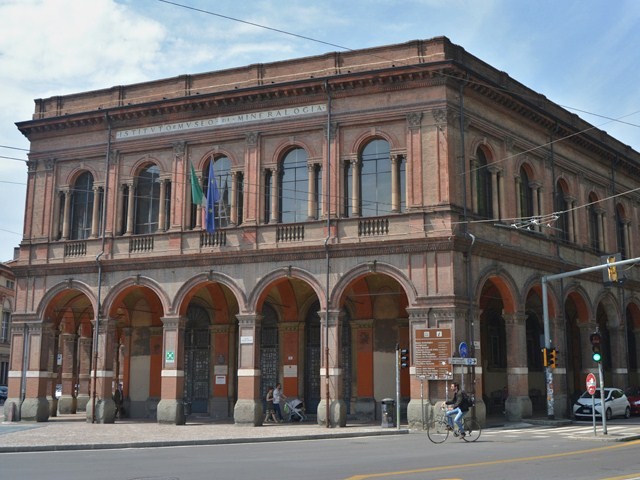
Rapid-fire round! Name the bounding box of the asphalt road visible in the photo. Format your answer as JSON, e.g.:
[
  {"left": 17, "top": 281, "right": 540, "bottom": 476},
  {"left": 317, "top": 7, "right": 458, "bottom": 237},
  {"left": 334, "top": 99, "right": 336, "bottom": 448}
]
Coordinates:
[{"left": 1, "top": 425, "right": 639, "bottom": 480}]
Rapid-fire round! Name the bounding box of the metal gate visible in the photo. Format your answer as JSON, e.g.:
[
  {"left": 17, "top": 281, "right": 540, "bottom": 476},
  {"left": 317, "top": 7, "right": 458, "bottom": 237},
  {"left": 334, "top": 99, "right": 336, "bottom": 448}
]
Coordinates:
[
  {"left": 260, "top": 303, "right": 279, "bottom": 401},
  {"left": 184, "top": 305, "right": 210, "bottom": 414},
  {"left": 305, "top": 302, "right": 321, "bottom": 414}
]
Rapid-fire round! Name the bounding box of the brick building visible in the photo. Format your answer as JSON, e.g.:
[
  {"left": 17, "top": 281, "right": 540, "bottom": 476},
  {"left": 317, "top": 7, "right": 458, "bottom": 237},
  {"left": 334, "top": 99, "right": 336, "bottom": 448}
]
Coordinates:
[
  {"left": 0, "top": 262, "right": 14, "bottom": 389},
  {"left": 5, "top": 36, "right": 640, "bottom": 426}
]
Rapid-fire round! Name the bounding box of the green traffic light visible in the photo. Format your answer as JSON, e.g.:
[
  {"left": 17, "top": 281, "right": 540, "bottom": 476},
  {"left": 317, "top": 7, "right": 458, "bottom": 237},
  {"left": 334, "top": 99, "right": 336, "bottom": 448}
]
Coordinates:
[{"left": 592, "top": 352, "right": 602, "bottom": 362}]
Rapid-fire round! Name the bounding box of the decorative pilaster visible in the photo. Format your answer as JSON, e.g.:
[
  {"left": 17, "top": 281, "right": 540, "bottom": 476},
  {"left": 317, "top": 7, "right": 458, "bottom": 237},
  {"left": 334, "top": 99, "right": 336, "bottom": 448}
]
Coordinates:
[
  {"left": 503, "top": 312, "right": 532, "bottom": 420},
  {"left": 233, "top": 313, "right": 263, "bottom": 425},
  {"left": 157, "top": 316, "right": 187, "bottom": 425},
  {"left": 317, "top": 309, "right": 346, "bottom": 427},
  {"left": 85, "top": 316, "right": 117, "bottom": 424}
]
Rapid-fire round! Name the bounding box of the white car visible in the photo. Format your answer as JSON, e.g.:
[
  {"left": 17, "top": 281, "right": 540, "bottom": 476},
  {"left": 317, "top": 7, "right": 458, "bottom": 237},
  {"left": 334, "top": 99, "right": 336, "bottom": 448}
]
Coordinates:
[{"left": 573, "top": 387, "right": 631, "bottom": 420}]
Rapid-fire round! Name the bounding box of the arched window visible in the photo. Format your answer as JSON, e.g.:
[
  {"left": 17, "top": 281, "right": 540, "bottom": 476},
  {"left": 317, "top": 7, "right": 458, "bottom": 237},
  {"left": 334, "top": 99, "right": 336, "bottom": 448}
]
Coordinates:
[
  {"left": 476, "top": 148, "right": 493, "bottom": 218},
  {"left": 134, "top": 164, "right": 161, "bottom": 234},
  {"left": 203, "top": 156, "right": 232, "bottom": 229},
  {"left": 588, "top": 192, "right": 600, "bottom": 252},
  {"left": 70, "top": 171, "right": 95, "bottom": 240},
  {"left": 360, "top": 138, "right": 391, "bottom": 217},
  {"left": 519, "top": 166, "right": 533, "bottom": 219},
  {"left": 280, "top": 148, "right": 308, "bottom": 223}
]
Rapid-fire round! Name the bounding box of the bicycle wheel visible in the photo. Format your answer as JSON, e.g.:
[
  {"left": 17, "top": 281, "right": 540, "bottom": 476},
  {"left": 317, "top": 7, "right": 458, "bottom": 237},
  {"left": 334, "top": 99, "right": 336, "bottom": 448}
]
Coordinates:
[
  {"left": 426, "top": 416, "right": 450, "bottom": 444},
  {"left": 462, "top": 418, "right": 481, "bottom": 442}
]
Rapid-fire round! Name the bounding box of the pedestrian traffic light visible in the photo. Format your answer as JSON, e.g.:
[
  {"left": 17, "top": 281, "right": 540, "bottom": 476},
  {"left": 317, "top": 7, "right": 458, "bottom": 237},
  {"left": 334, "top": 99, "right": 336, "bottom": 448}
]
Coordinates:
[
  {"left": 400, "top": 348, "right": 409, "bottom": 368},
  {"left": 547, "top": 348, "right": 557, "bottom": 369},
  {"left": 590, "top": 332, "right": 602, "bottom": 363}
]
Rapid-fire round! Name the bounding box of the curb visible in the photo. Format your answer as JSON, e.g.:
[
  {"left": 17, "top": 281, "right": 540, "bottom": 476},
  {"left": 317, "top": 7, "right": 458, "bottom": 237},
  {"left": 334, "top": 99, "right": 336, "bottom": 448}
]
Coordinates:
[{"left": 0, "top": 427, "right": 410, "bottom": 453}]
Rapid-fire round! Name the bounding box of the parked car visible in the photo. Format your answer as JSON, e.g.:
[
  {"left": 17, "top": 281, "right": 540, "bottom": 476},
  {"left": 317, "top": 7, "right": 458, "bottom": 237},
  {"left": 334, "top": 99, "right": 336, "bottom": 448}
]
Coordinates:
[
  {"left": 625, "top": 387, "right": 640, "bottom": 416},
  {"left": 573, "top": 387, "right": 630, "bottom": 420},
  {"left": 0, "top": 385, "right": 7, "bottom": 404}
]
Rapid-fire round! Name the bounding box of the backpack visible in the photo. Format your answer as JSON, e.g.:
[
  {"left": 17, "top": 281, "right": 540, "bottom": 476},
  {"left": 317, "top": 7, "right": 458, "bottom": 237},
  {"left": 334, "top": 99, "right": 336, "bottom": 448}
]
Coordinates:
[{"left": 459, "top": 392, "right": 473, "bottom": 411}]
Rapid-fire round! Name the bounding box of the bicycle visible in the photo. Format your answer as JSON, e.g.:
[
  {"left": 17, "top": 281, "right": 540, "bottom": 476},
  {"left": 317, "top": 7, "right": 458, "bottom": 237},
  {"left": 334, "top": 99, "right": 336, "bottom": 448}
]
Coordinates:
[{"left": 426, "top": 405, "right": 481, "bottom": 443}]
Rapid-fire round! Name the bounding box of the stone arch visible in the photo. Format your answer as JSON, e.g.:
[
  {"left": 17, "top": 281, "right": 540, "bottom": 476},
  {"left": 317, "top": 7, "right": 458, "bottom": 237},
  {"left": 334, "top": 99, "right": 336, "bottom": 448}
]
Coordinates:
[
  {"left": 563, "top": 283, "right": 592, "bottom": 326},
  {"left": 272, "top": 139, "right": 316, "bottom": 164},
  {"left": 350, "top": 130, "right": 399, "bottom": 157},
  {"left": 64, "top": 165, "right": 101, "bottom": 187},
  {"left": 330, "top": 261, "right": 417, "bottom": 311},
  {"left": 248, "top": 266, "right": 325, "bottom": 314},
  {"left": 197, "top": 148, "right": 238, "bottom": 169},
  {"left": 173, "top": 271, "right": 248, "bottom": 316},
  {"left": 102, "top": 275, "right": 171, "bottom": 317},
  {"left": 474, "top": 265, "right": 519, "bottom": 314},
  {"left": 593, "top": 290, "right": 621, "bottom": 329},
  {"left": 36, "top": 279, "right": 97, "bottom": 323}
]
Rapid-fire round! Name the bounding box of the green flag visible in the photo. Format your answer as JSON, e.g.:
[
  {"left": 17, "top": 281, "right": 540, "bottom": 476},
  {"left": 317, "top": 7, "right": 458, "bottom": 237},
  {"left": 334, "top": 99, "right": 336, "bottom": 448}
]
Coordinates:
[{"left": 190, "top": 162, "right": 205, "bottom": 206}]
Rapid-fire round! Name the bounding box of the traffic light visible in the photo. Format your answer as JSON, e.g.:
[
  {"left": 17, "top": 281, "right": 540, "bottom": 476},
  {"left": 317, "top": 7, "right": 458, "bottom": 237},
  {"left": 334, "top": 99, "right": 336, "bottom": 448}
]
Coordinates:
[
  {"left": 606, "top": 256, "right": 618, "bottom": 283},
  {"left": 590, "top": 332, "right": 602, "bottom": 363},
  {"left": 547, "top": 348, "right": 557, "bottom": 368},
  {"left": 399, "top": 348, "right": 409, "bottom": 368},
  {"left": 542, "top": 347, "right": 549, "bottom": 367}
]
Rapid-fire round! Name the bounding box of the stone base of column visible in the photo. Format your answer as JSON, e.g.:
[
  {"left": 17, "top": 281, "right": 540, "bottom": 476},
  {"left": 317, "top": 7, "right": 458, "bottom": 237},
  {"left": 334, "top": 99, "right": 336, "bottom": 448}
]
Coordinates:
[
  {"left": 48, "top": 396, "right": 58, "bottom": 417},
  {"left": 57, "top": 395, "right": 77, "bottom": 414},
  {"left": 505, "top": 395, "right": 532, "bottom": 421},
  {"left": 317, "top": 399, "right": 347, "bottom": 427},
  {"left": 233, "top": 399, "right": 262, "bottom": 426},
  {"left": 157, "top": 399, "right": 187, "bottom": 425},
  {"left": 21, "top": 397, "right": 50, "bottom": 422},
  {"left": 551, "top": 393, "right": 568, "bottom": 419},
  {"left": 76, "top": 394, "right": 90, "bottom": 412},
  {"left": 407, "top": 398, "right": 431, "bottom": 429},
  {"left": 472, "top": 400, "right": 487, "bottom": 426},
  {"left": 85, "top": 398, "right": 116, "bottom": 424}
]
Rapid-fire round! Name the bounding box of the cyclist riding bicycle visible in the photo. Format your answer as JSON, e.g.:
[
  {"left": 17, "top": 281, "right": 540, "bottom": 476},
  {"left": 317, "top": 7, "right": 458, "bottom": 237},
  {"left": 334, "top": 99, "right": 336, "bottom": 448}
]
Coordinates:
[{"left": 445, "top": 382, "right": 470, "bottom": 439}]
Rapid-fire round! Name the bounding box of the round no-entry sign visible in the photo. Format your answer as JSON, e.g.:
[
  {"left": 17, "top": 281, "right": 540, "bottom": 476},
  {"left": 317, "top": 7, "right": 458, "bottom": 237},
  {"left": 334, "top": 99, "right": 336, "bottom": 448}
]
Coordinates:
[{"left": 586, "top": 373, "right": 597, "bottom": 395}]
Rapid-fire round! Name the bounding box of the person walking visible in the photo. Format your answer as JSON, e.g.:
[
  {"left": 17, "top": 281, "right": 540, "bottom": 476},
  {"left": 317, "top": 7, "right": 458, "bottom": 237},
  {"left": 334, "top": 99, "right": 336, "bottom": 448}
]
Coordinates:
[
  {"left": 264, "top": 386, "right": 278, "bottom": 423},
  {"left": 273, "top": 383, "right": 287, "bottom": 422}
]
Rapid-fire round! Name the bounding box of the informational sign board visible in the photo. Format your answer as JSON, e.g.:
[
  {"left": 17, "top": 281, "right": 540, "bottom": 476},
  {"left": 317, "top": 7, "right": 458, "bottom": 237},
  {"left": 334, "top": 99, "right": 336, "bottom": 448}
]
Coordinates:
[
  {"left": 414, "top": 328, "right": 452, "bottom": 380},
  {"left": 586, "top": 373, "right": 597, "bottom": 395}
]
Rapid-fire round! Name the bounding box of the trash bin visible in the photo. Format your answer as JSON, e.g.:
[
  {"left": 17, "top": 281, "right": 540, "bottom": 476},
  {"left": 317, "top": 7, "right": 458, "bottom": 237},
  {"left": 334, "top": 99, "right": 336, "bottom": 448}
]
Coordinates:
[{"left": 381, "top": 398, "right": 395, "bottom": 428}]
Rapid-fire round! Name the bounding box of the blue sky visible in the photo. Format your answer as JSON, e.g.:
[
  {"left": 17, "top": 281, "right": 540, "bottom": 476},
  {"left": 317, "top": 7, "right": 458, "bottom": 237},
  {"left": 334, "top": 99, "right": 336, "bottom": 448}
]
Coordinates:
[{"left": 1, "top": 0, "right": 639, "bottom": 262}]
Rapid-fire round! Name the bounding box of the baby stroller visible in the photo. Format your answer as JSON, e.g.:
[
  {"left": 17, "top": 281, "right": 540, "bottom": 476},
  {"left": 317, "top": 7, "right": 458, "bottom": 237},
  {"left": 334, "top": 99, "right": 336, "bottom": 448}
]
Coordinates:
[{"left": 284, "top": 398, "right": 306, "bottom": 422}]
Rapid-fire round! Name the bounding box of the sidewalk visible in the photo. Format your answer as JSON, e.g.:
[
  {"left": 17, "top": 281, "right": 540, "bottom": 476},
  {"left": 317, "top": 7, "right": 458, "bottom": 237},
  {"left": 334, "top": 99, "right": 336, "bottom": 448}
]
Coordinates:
[{"left": 0, "top": 413, "right": 408, "bottom": 453}]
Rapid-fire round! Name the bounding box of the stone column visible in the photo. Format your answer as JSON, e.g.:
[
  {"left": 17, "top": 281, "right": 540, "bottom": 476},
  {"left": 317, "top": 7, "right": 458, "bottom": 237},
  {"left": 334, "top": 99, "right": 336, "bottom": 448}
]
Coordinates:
[
  {"left": 61, "top": 188, "right": 71, "bottom": 240},
  {"left": 307, "top": 163, "right": 316, "bottom": 220},
  {"left": 470, "top": 157, "right": 479, "bottom": 213},
  {"left": 115, "top": 184, "right": 125, "bottom": 236},
  {"left": 230, "top": 171, "right": 238, "bottom": 226},
  {"left": 270, "top": 167, "right": 279, "bottom": 224},
  {"left": 157, "top": 316, "right": 187, "bottom": 425},
  {"left": 234, "top": 314, "right": 263, "bottom": 425},
  {"left": 351, "top": 159, "right": 360, "bottom": 217},
  {"left": 76, "top": 324, "right": 92, "bottom": 412},
  {"left": 125, "top": 182, "right": 135, "bottom": 235},
  {"left": 391, "top": 155, "right": 401, "bottom": 213},
  {"left": 489, "top": 166, "right": 500, "bottom": 220},
  {"left": 21, "top": 322, "right": 55, "bottom": 422},
  {"left": 609, "top": 325, "right": 628, "bottom": 388},
  {"left": 158, "top": 179, "right": 167, "bottom": 232},
  {"left": 565, "top": 196, "right": 575, "bottom": 243},
  {"left": 515, "top": 176, "right": 522, "bottom": 218},
  {"left": 90, "top": 186, "right": 101, "bottom": 238},
  {"left": 57, "top": 329, "right": 78, "bottom": 414},
  {"left": 85, "top": 316, "right": 117, "bottom": 424},
  {"left": 503, "top": 312, "right": 532, "bottom": 420},
  {"left": 317, "top": 309, "right": 346, "bottom": 427}
]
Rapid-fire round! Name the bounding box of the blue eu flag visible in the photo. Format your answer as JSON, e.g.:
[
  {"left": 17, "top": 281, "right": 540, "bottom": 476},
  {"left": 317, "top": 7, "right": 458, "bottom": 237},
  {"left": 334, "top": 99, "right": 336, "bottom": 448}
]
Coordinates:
[{"left": 205, "top": 161, "right": 220, "bottom": 233}]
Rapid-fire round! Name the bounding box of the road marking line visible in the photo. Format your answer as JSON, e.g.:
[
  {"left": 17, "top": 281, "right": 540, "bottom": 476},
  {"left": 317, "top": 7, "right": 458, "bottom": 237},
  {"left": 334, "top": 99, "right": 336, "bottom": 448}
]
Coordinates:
[{"left": 343, "top": 440, "right": 640, "bottom": 480}]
